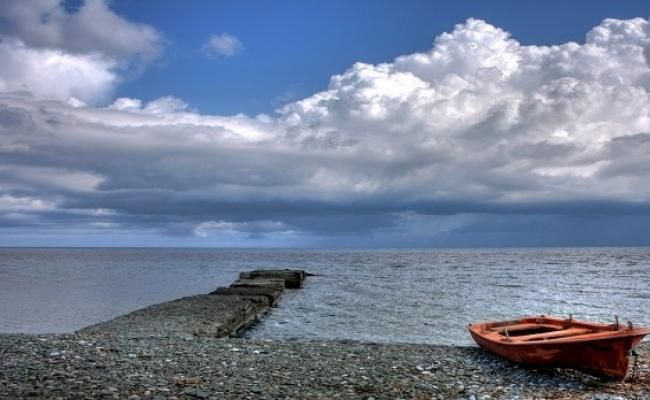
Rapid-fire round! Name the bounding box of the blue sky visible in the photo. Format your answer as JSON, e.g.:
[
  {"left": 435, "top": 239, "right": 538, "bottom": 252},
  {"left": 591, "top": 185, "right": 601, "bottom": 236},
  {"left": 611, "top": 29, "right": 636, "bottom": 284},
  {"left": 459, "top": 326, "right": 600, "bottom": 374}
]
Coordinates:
[
  {"left": 111, "top": 0, "right": 650, "bottom": 115},
  {"left": 1, "top": 1, "right": 650, "bottom": 247}
]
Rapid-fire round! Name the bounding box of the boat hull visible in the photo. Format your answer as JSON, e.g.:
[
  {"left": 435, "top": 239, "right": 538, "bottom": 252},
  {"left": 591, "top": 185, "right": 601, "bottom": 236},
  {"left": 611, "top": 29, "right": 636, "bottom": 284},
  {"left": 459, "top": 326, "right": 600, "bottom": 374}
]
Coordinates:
[{"left": 468, "top": 316, "right": 650, "bottom": 380}]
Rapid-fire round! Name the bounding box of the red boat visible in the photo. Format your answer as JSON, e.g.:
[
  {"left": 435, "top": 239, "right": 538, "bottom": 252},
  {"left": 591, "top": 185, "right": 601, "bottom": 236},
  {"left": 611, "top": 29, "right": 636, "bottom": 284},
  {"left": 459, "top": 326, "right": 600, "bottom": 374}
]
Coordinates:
[{"left": 468, "top": 315, "right": 650, "bottom": 380}]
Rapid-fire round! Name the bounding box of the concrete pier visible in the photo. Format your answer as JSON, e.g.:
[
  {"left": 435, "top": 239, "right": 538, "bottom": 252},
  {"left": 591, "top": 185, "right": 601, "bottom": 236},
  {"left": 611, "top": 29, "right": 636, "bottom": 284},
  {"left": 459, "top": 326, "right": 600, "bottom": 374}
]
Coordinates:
[{"left": 77, "top": 269, "right": 307, "bottom": 339}]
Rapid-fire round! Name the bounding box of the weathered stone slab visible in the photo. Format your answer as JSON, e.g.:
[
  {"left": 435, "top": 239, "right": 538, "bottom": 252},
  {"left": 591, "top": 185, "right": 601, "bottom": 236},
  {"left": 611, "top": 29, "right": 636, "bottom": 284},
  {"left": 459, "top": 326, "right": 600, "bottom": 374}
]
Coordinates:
[
  {"left": 77, "top": 294, "right": 259, "bottom": 339},
  {"left": 211, "top": 293, "right": 271, "bottom": 309},
  {"left": 231, "top": 278, "right": 286, "bottom": 292},
  {"left": 239, "top": 269, "right": 305, "bottom": 288},
  {"left": 210, "top": 286, "right": 283, "bottom": 306}
]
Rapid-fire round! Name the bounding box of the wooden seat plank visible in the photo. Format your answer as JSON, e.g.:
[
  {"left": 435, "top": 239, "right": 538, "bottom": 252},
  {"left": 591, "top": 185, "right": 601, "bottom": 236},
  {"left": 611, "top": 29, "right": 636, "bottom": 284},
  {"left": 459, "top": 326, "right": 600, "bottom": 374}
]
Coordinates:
[
  {"left": 489, "top": 323, "right": 559, "bottom": 333},
  {"left": 514, "top": 327, "right": 594, "bottom": 342}
]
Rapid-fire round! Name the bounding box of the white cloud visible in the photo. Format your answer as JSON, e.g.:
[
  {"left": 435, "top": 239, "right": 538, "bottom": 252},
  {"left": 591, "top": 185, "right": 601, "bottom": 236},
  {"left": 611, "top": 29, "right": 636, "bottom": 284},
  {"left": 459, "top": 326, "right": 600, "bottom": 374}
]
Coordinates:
[
  {"left": 143, "top": 96, "right": 189, "bottom": 114},
  {"left": 0, "top": 39, "right": 118, "bottom": 104},
  {"left": 1, "top": 17, "right": 650, "bottom": 242},
  {"left": 194, "top": 220, "right": 291, "bottom": 237},
  {"left": 202, "top": 33, "right": 243, "bottom": 58},
  {"left": 108, "top": 97, "right": 143, "bottom": 111},
  {"left": 278, "top": 17, "right": 650, "bottom": 202},
  {"left": 0, "top": 0, "right": 163, "bottom": 63},
  {"left": 0, "top": 194, "right": 55, "bottom": 211},
  {"left": 0, "top": 0, "right": 163, "bottom": 104},
  {"left": 109, "top": 96, "right": 190, "bottom": 114},
  {"left": 0, "top": 165, "right": 103, "bottom": 192}
]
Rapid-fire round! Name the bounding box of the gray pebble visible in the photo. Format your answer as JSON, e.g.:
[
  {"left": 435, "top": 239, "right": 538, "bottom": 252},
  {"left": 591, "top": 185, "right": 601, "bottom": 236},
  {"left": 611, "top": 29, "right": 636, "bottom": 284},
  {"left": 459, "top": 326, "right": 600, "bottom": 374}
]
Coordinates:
[{"left": 183, "top": 388, "right": 209, "bottom": 399}]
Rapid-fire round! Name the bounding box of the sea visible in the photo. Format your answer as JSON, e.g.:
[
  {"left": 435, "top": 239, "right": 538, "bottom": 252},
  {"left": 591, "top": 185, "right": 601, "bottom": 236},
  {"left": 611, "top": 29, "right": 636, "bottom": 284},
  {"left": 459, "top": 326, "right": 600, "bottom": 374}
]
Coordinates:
[{"left": 0, "top": 247, "right": 648, "bottom": 345}]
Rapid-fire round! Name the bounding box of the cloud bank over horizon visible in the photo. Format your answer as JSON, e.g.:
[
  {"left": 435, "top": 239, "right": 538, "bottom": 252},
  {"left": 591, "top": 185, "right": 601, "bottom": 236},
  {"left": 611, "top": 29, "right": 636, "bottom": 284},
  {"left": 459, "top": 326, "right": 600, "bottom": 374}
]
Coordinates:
[{"left": 1, "top": 3, "right": 650, "bottom": 246}]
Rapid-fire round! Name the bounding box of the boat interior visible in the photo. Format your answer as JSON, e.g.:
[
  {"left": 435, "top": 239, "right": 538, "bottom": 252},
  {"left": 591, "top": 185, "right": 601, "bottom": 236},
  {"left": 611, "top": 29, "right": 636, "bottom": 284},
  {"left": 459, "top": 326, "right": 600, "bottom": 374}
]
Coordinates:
[{"left": 482, "top": 316, "right": 613, "bottom": 342}]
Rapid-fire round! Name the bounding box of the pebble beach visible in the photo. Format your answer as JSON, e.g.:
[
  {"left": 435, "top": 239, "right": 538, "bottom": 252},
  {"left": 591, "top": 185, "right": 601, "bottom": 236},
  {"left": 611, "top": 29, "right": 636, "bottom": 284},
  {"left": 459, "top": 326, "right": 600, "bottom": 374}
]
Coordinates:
[{"left": 0, "top": 334, "right": 648, "bottom": 400}]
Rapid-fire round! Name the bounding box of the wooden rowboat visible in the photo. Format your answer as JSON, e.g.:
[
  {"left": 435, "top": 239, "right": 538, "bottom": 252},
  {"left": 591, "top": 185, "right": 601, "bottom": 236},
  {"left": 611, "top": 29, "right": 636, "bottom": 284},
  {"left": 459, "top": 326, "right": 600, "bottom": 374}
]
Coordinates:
[{"left": 468, "top": 315, "right": 650, "bottom": 380}]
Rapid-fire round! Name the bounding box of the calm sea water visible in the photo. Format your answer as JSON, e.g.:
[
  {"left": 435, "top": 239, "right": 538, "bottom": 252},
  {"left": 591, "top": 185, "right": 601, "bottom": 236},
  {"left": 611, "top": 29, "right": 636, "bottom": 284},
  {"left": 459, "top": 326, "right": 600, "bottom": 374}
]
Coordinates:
[{"left": 0, "top": 247, "right": 648, "bottom": 345}]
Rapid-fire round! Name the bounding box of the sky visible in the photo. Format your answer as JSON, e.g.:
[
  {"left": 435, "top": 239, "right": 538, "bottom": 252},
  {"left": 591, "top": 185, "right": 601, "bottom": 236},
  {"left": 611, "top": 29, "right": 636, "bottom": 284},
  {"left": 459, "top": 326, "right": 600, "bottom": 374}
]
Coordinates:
[{"left": 1, "top": 0, "right": 650, "bottom": 247}]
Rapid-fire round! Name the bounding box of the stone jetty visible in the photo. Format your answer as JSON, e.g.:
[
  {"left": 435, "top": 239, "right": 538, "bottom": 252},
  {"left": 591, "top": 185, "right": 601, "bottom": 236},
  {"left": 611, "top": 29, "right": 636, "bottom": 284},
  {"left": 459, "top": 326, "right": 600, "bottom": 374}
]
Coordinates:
[{"left": 78, "top": 269, "right": 306, "bottom": 339}]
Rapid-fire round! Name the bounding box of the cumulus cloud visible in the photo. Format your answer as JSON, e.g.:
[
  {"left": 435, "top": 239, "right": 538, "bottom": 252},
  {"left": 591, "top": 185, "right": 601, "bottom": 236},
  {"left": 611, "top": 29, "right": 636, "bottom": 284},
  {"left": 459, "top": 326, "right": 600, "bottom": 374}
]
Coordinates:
[
  {"left": 202, "top": 33, "right": 243, "bottom": 58},
  {"left": 0, "top": 39, "right": 118, "bottom": 104},
  {"left": 2, "top": 17, "right": 650, "bottom": 245},
  {"left": 0, "top": 0, "right": 163, "bottom": 104},
  {"left": 0, "top": 0, "right": 162, "bottom": 63}
]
